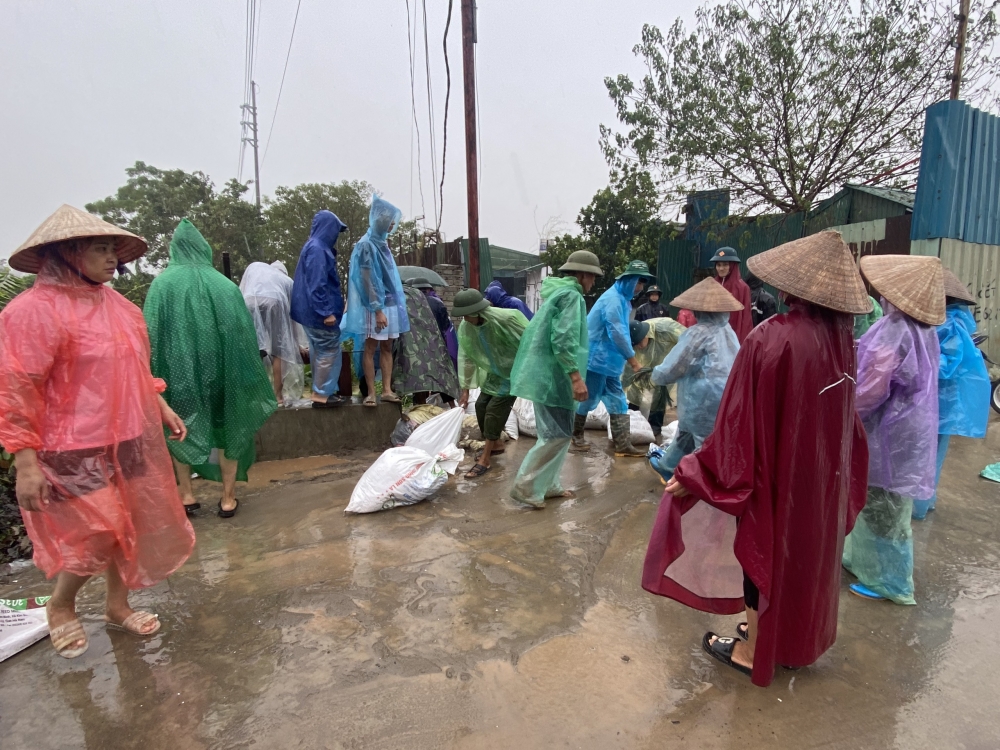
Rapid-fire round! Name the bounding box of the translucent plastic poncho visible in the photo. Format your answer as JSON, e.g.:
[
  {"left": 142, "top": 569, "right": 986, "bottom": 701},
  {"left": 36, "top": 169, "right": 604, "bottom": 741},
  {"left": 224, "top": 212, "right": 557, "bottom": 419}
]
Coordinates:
[
  {"left": 241, "top": 261, "right": 305, "bottom": 401},
  {"left": 854, "top": 301, "right": 940, "bottom": 498},
  {"left": 651, "top": 311, "right": 739, "bottom": 442},
  {"left": 622, "top": 316, "right": 685, "bottom": 405},
  {"left": 343, "top": 197, "right": 410, "bottom": 339},
  {"left": 585, "top": 277, "right": 638, "bottom": 377},
  {"left": 144, "top": 220, "right": 277, "bottom": 482},
  {"left": 458, "top": 305, "right": 529, "bottom": 396},
  {"left": 510, "top": 276, "right": 589, "bottom": 410},
  {"left": 937, "top": 304, "right": 990, "bottom": 438},
  {"left": 0, "top": 254, "right": 195, "bottom": 588},
  {"left": 853, "top": 296, "right": 883, "bottom": 339}
]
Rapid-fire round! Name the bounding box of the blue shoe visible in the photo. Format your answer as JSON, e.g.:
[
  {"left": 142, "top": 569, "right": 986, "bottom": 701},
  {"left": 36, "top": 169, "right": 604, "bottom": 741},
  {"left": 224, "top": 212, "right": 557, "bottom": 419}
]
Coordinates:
[
  {"left": 646, "top": 445, "right": 672, "bottom": 483},
  {"left": 849, "top": 583, "right": 885, "bottom": 601}
]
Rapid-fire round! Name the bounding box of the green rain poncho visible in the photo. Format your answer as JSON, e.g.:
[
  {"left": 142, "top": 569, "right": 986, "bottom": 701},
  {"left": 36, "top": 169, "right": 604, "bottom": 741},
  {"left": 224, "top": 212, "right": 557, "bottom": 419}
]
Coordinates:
[
  {"left": 853, "top": 296, "right": 883, "bottom": 339},
  {"left": 144, "top": 220, "right": 277, "bottom": 482},
  {"left": 510, "top": 276, "right": 588, "bottom": 410},
  {"left": 458, "top": 306, "right": 529, "bottom": 396},
  {"left": 622, "top": 316, "right": 685, "bottom": 405}
]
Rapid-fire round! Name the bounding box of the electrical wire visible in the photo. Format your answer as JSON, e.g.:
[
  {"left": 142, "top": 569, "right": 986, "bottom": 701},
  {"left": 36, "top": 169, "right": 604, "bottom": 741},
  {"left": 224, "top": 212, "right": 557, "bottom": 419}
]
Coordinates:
[
  {"left": 421, "top": 0, "right": 440, "bottom": 228},
  {"left": 262, "top": 0, "right": 304, "bottom": 167},
  {"left": 406, "top": 0, "right": 428, "bottom": 225},
  {"left": 437, "top": 0, "right": 454, "bottom": 239}
]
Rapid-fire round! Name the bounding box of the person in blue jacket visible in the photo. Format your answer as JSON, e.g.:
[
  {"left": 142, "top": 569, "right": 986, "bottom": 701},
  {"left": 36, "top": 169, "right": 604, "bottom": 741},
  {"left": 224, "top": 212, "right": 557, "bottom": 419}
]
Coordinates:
[
  {"left": 572, "top": 259, "right": 655, "bottom": 457},
  {"left": 291, "top": 210, "right": 348, "bottom": 407},
  {"left": 342, "top": 197, "right": 410, "bottom": 406},
  {"left": 913, "top": 270, "right": 991, "bottom": 519},
  {"left": 485, "top": 280, "right": 533, "bottom": 320}
]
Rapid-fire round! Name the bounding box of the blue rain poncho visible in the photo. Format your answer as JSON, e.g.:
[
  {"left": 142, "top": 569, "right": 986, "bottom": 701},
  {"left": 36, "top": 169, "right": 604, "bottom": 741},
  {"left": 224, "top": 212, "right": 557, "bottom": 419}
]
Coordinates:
[
  {"left": 290, "top": 210, "right": 347, "bottom": 329},
  {"left": 343, "top": 197, "right": 409, "bottom": 338},
  {"left": 651, "top": 311, "right": 739, "bottom": 442},
  {"left": 937, "top": 304, "right": 990, "bottom": 438},
  {"left": 485, "top": 280, "right": 534, "bottom": 320},
  {"left": 586, "top": 276, "right": 639, "bottom": 377}
]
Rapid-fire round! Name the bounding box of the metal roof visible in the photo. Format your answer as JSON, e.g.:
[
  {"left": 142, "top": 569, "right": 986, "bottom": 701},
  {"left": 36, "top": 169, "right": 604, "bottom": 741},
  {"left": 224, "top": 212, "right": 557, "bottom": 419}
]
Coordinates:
[{"left": 843, "top": 183, "right": 915, "bottom": 209}]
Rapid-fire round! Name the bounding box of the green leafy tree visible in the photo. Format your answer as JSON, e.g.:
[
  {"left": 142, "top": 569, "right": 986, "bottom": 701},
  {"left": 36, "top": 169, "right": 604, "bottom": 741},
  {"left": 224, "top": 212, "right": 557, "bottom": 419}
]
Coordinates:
[{"left": 602, "top": 0, "right": 1000, "bottom": 213}]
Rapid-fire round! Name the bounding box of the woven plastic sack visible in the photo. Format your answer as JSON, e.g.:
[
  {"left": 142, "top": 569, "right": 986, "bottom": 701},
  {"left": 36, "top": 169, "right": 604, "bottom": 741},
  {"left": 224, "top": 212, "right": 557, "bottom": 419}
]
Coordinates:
[
  {"left": 513, "top": 398, "right": 537, "bottom": 437},
  {"left": 405, "top": 407, "right": 466, "bottom": 456},
  {"left": 607, "top": 410, "right": 656, "bottom": 444},
  {"left": 0, "top": 597, "right": 50, "bottom": 662},
  {"left": 504, "top": 410, "right": 519, "bottom": 440},
  {"left": 585, "top": 403, "right": 609, "bottom": 430},
  {"left": 464, "top": 388, "right": 481, "bottom": 415},
  {"left": 346, "top": 446, "right": 463, "bottom": 513},
  {"left": 662, "top": 420, "right": 679, "bottom": 446},
  {"left": 407, "top": 404, "right": 446, "bottom": 425}
]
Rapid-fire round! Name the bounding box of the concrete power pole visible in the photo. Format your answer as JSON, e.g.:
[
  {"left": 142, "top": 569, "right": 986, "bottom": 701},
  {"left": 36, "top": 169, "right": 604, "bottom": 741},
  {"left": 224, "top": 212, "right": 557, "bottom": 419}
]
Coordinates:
[
  {"left": 950, "top": 0, "right": 972, "bottom": 100},
  {"left": 241, "top": 82, "right": 262, "bottom": 212},
  {"left": 461, "top": 0, "right": 480, "bottom": 289}
]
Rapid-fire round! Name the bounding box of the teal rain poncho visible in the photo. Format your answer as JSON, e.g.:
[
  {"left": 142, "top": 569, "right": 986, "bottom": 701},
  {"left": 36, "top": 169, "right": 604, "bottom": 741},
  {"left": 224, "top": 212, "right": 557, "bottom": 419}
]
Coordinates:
[
  {"left": 651, "top": 311, "right": 739, "bottom": 442},
  {"left": 144, "top": 220, "right": 277, "bottom": 482},
  {"left": 854, "top": 296, "right": 883, "bottom": 339},
  {"left": 458, "top": 305, "right": 529, "bottom": 396},
  {"left": 586, "top": 277, "right": 639, "bottom": 376},
  {"left": 510, "top": 276, "right": 588, "bottom": 410},
  {"left": 343, "top": 197, "right": 410, "bottom": 339},
  {"left": 623, "top": 316, "right": 685, "bottom": 405}
]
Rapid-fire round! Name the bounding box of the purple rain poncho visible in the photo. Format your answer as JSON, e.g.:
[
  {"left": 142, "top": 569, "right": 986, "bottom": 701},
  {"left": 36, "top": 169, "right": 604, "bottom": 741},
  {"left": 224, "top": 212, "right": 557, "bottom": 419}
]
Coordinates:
[{"left": 855, "top": 300, "right": 940, "bottom": 498}]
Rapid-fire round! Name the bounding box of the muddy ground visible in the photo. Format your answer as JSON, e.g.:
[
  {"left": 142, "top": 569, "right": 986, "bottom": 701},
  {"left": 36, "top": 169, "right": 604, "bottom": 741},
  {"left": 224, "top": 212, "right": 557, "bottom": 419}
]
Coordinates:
[{"left": 1, "top": 421, "right": 999, "bottom": 749}]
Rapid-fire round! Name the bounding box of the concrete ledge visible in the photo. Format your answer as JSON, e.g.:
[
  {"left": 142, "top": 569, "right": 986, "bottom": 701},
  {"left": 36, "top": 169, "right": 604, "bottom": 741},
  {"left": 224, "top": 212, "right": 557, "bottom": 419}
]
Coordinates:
[{"left": 254, "top": 402, "right": 401, "bottom": 461}]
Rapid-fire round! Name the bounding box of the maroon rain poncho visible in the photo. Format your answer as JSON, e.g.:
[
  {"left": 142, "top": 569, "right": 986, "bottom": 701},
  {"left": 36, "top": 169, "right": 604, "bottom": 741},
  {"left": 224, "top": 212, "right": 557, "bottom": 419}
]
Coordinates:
[
  {"left": 716, "top": 273, "right": 753, "bottom": 343},
  {"left": 642, "top": 301, "right": 869, "bottom": 686}
]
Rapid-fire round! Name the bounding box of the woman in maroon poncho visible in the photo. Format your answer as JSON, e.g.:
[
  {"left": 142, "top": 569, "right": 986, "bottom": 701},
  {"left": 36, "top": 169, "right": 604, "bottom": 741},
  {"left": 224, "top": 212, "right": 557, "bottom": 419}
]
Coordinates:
[
  {"left": 643, "top": 231, "right": 871, "bottom": 686},
  {"left": 710, "top": 247, "right": 753, "bottom": 343}
]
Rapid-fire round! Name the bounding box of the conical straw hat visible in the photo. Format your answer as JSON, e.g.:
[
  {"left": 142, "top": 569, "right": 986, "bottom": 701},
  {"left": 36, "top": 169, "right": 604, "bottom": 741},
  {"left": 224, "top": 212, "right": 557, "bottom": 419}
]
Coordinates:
[
  {"left": 670, "top": 277, "right": 744, "bottom": 312},
  {"left": 942, "top": 267, "right": 975, "bottom": 304},
  {"left": 9, "top": 205, "right": 147, "bottom": 273},
  {"left": 746, "top": 230, "right": 872, "bottom": 315},
  {"left": 860, "top": 255, "right": 945, "bottom": 326}
]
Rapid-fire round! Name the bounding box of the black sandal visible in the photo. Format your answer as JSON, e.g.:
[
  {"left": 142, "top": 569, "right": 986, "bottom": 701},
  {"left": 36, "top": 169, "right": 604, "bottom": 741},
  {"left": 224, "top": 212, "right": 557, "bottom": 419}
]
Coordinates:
[
  {"left": 217, "top": 499, "right": 239, "bottom": 518},
  {"left": 464, "top": 463, "right": 491, "bottom": 479},
  {"left": 183, "top": 502, "right": 200, "bottom": 517},
  {"left": 702, "top": 632, "right": 752, "bottom": 676},
  {"left": 736, "top": 622, "right": 748, "bottom": 641}
]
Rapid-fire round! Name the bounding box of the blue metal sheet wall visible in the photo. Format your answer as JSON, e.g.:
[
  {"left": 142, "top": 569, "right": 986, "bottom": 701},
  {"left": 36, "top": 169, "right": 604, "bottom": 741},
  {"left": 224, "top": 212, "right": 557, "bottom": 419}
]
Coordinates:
[{"left": 911, "top": 100, "right": 1000, "bottom": 245}]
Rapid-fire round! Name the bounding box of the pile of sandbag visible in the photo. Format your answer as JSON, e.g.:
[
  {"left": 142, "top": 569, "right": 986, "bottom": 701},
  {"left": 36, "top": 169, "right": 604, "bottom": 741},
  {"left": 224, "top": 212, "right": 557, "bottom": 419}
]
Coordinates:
[
  {"left": 389, "top": 404, "right": 446, "bottom": 446},
  {"left": 606, "top": 410, "right": 657, "bottom": 446},
  {"left": 348, "top": 407, "right": 466, "bottom": 514},
  {"left": 1, "top": 597, "right": 50, "bottom": 662}
]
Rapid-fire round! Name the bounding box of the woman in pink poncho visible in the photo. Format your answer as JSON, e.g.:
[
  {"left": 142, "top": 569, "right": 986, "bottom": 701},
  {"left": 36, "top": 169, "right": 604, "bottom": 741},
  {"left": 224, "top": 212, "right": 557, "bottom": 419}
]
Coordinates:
[{"left": 0, "top": 206, "right": 195, "bottom": 658}]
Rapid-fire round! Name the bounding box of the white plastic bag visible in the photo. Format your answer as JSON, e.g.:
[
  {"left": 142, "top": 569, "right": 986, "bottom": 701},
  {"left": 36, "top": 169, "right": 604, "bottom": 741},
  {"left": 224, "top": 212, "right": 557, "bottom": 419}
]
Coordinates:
[
  {"left": 405, "top": 407, "right": 466, "bottom": 456},
  {"left": 662, "top": 420, "right": 679, "bottom": 446},
  {"left": 513, "top": 398, "right": 536, "bottom": 437},
  {"left": 504, "top": 409, "right": 519, "bottom": 440},
  {"left": 585, "top": 402, "right": 609, "bottom": 430},
  {"left": 0, "top": 597, "right": 49, "bottom": 662},
  {"left": 346, "top": 445, "right": 464, "bottom": 514},
  {"left": 607, "top": 411, "right": 656, "bottom": 445},
  {"left": 464, "top": 388, "right": 481, "bottom": 415}
]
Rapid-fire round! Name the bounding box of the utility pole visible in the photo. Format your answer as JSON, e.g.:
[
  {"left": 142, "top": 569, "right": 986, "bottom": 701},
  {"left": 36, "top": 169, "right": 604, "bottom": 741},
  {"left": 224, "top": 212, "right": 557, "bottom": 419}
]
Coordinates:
[
  {"left": 950, "top": 0, "right": 972, "bottom": 100},
  {"left": 461, "top": 0, "right": 480, "bottom": 289},
  {"left": 241, "top": 81, "right": 262, "bottom": 212}
]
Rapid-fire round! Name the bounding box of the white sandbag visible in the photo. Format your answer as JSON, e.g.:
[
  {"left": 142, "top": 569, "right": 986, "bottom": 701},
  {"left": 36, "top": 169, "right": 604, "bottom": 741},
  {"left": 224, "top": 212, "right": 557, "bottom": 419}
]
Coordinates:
[
  {"left": 513, "top": 398, "right": 536, "bottom": 437},
  {"left": 0, "top": 597, "right": 49, "bottom": 662},
  {"left": 464, "top": 388, "right": 481, "bottom": 415},
  {"left": 585, "top": 402, "right": 609, "bottom": 430},
  {"left": 607, "top": 411, "right": 656, "bottom": 445},
  {"left": 346, "top": 445, "right": 465, "bottom": 514},
  {"left": 504, "top": 409, "right": 519, "bottom": 440},
  {"left": 662, "top": 420, "right": 679, "bottom": 446},
  {"left": 405, "top": 407, "right": 466, "bottom": 456}
]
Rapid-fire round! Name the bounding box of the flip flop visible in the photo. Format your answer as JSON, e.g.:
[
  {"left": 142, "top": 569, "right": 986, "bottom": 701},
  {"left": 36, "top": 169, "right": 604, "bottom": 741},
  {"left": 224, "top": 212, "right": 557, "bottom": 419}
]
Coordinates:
[
  {"left": 736, "top": 622, "right": 748, "bottom": 640},
  {"left": 702, "top": 632, "right": 752, "bottom": 676},
  {"left": 464, "top": 463, "right": 491, "bottom": 479},
  {"left": 105, "top": 611, "right": 161, "bottom": 637},
  {"left": 381, "top": 392, "right": 402, "bottom": 403},
  {"left": 363, "top": 395, "right": 377, "bottom": 408},
  {"left": 849, "top": 582, "right": 886, "bottom": 601},
  {"left": 48, "top": 613, "right": 89, "bottom": 659},
  {"left": 544, "top": 489, "right": 576, "bottom": 499},
  {"left": 218, "top": 499, "right": 239, "bottom": 519},
  {"left": 183, "top": 502, "right": 201, "bottom": 517}
]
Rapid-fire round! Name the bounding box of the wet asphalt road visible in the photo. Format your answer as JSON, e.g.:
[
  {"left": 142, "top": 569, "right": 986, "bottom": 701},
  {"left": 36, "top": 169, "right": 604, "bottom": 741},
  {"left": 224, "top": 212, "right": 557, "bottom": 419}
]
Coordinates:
[{"left": 1, "top": 418, "right": 999, "bottom": 749}]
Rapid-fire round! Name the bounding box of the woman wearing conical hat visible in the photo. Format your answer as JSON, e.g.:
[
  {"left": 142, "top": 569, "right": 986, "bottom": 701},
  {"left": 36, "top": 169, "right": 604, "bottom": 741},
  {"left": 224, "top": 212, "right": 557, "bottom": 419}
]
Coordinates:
[
  {"left": 842, "top": 255, "right": 945, "bottom": 604},
  {"left": 0, "top": 206, "right": 195, "bottom": 658},
  {"left": 645, "top": 231, "right": 871, "bottom": 687},
  {"left": 646, "top": 278, "right": 741, "bottom": 481}
]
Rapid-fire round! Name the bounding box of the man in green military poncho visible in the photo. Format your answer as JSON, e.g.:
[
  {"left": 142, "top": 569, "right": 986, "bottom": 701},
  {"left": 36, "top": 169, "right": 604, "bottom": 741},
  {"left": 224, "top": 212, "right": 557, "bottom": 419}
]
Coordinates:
[
  {"left": 452, "top": 288, "right": 529, "bottom": 479},
  {"left": 623, "top": 316, "right": 686, "bottom": 437},
  {"left": 508, "top": 251, "right": 600, "bottom": 508},
  {"left": 144, "top": 220, "right": 277, "bottom": 519}
]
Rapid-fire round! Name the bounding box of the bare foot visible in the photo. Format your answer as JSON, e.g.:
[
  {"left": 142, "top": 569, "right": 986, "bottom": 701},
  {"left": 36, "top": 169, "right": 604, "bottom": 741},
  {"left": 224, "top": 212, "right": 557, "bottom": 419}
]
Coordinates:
[
  {"left": 46, "top": 600, "right": 86, "bottom": 651},
  {"left": 181, "top": 493, "right": 198, "bottom": 508},
  {"left": 221, "top": 493, "right": 237, "bottom": 513},
  {"left": 545, "top": 489, "right": 576, "bottom": 499},
  {"left": 727, "top": 637, "right": 753, "bottom": 670}
]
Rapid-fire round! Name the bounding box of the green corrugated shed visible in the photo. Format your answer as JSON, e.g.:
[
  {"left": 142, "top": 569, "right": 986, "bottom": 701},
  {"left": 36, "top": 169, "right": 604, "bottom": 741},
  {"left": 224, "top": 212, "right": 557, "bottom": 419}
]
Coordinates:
[
  {"left": 460, "top": 238, "right": 494, "bottom": 289},
  {"left": 488, "top": 244, "right": 541, "bottom": 273}
]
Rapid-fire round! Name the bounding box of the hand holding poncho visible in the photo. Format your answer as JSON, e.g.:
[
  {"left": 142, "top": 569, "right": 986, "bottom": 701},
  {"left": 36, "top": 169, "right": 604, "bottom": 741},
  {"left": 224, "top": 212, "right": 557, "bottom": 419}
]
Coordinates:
[
  {"left": 343, "top": 197, "right": 409, "bottom": 338},
  {"left": 510, "top": 276, "right": 588, "bottom": 410},
  {"left": 855, "top": 301, "right": 940, "bottom": 498},
  {"left": 651, "top": 311, "right": 738, "bottom": 442},
  {"left": 0, "top": 255, "right": 194, "bottom": 588},
  {"left": 586, "top": 277, "right": 638, "bottom": 377},
  {"left": 937, "top": 304, "right": 989, "bottom": 438},
  {"left": 458, "top": 306, "right": 529, "bottom": 396},
  {"left": 144, "top": 220, "right": 277, "bottom": 482}
]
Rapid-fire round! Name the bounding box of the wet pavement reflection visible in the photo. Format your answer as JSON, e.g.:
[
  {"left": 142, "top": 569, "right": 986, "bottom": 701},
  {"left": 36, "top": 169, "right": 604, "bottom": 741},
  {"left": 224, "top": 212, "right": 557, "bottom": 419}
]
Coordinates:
[{"left": 2, "top": 423, "right": 999, "bottom": 748}]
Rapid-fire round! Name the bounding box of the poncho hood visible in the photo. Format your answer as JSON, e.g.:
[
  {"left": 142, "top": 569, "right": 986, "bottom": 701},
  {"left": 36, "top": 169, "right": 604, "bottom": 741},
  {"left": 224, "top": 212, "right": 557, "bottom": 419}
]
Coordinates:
[
  {"left": 368, "top": 197, "right": 402, "bottom": 243},
  {"left": 311, "top": 210, "right": 347, "bottom": 249},
  {"left": 540, "top": 275, "right": 581, "bottom": 300},
  {"left": 169, "top": 219, "right": 213, "bottom": 266}
]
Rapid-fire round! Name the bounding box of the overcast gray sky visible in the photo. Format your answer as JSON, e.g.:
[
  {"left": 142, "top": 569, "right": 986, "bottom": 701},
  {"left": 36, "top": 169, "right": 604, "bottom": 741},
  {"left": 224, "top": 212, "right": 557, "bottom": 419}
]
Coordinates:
[{"left": 0, "top": 1, "right": 695, "bottom": 259}]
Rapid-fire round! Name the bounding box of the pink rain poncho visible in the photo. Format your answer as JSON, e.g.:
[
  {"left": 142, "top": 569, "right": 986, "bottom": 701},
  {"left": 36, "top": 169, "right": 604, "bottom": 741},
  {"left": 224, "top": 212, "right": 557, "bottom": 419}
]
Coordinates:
[{"left": 0, "top": 255, "right": 195, "bottom": 588}]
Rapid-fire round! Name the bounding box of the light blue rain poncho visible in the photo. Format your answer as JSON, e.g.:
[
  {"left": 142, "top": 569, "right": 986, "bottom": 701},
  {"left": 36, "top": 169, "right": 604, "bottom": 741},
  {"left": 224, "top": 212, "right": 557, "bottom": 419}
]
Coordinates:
[
  {"left": 651, "top": 311, "right": 740, "bottom": 442},
  {"left": 912, "top": 303, "right": 990, "bottom": 519},
  {"left": 586, "top": 276, "right": 638, "bottom": 377},
  {"left": 343, "top": 197, "right": 410, "bottom": 339}
]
